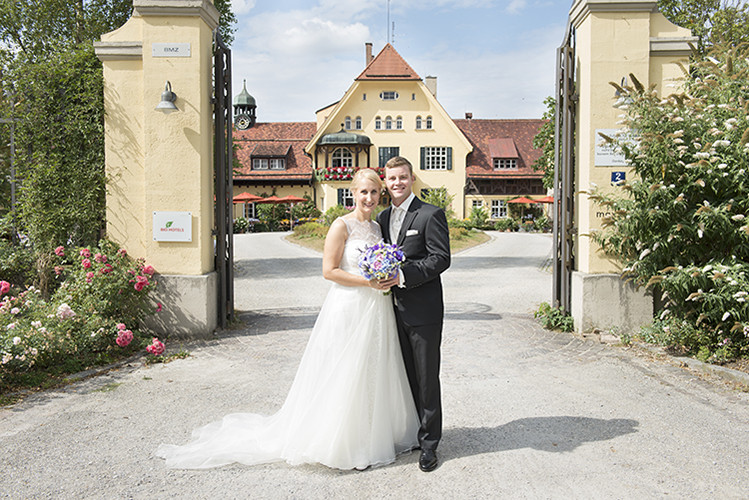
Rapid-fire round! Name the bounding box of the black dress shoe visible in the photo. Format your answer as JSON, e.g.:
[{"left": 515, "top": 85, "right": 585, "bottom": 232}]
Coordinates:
[{"left": 418, "top": 449, "right": 438, "bottom": 472}]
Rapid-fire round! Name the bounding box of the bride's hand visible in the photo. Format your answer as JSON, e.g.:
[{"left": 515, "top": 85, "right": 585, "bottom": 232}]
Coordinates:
[{"left": 377, "top": 275, "right": 399, "bottom": 290}]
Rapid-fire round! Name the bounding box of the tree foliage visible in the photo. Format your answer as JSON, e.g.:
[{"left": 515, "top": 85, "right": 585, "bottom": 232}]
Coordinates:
[
  {"left": 658, "top": 0, "right": 749, "bottom": 54},
  {"left": 532, "top": 96, "right": 555, "bottom": 189},
  {"left": 591, "top": 42, "right": 749, "bottom": 359}
]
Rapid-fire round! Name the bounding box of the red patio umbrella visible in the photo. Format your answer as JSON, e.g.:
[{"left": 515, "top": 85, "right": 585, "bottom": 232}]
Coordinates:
[
  {"left": 507, "top": 196, "right": 537, "bottom": 204},
  {"left": 254, "top": 195, "right": 285, "bottom": 204},
  {"left": 232, "top": 192, "right": 264, "bottom": 203},
  {"left": 277, "top": 195, "right": 307, "bottom": 203},
  {"left": 535, "top": 195, "right": 554, "bottom": 203}
]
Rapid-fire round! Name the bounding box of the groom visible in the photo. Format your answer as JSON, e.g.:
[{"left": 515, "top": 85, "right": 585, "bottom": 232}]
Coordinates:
[{"left": 377, "top": 156, "right": 450, "bottom": 472}]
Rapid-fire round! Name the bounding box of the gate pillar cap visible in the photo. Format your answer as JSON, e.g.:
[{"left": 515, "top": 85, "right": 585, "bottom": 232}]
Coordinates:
[{"left": 133, "top": 0, "right": 219, "bottom": 29}]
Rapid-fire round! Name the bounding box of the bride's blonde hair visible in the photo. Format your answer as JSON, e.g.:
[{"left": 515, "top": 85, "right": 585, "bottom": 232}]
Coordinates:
[{"left": 350, "top": 168, "right": 383, "bottom": 191}]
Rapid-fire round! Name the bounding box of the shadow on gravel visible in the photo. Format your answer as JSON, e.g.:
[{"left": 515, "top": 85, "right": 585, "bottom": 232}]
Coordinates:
[
  {"left": 234, "top": 257, "right": 322, "bottom": 279},
  {"left": 443, "top": 416, "right": 639, "bottom": 458},
  {"left": 445, "top": 302, "right": 503, "bottom": 321},
  {"left": 449, "top": 256, "right": 546, "bottom": 271},
  {"left": 234, "top": 308, "right": 319, "bottom": 336}
]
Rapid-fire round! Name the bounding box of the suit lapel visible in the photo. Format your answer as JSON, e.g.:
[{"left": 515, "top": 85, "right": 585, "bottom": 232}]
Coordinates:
[{"left": 381, "top": 208, "right": 392, "bottom": 243}]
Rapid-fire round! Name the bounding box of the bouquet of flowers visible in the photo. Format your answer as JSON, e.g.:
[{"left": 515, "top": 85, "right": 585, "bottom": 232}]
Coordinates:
[{"left": 358, "top": 242, "right": 406, "bottom": 283}]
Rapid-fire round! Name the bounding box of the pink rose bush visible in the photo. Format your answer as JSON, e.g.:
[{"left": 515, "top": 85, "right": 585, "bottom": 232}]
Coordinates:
[
  {"left": 1, "top": 241, "right": 160, "bottom": 379},
  {"left": 146, "top": 337, "right": 165, "bottom": 356}
]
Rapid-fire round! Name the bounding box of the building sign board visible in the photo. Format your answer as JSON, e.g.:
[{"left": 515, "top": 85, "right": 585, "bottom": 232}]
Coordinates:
[
  {"left": 595, "top": 128, "right": 638, "bottom": 167},
  {"left": 153, "top": 211, "right": 192, "bottom": 242},
  {"left": 152, "top": 43, "right": 191, "bottom": 57}
]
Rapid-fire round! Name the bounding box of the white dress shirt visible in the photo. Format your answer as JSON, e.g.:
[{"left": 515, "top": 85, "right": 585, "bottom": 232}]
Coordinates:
[{"left": 389, "top": 192, "right": 415, "bottom": 287}]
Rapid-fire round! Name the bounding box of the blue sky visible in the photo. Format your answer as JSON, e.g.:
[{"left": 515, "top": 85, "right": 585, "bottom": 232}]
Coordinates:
[{"left": 229, "top": 0, "right": 573, "bottom": 123}]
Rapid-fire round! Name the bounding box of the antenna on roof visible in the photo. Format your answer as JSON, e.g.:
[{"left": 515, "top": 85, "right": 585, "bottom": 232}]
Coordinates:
[
  {"left": 392, "top": 21, "right": 395, "bottom": 44},
  {"left": 387, "top": 0, "right": 390, "bottom": 43}
]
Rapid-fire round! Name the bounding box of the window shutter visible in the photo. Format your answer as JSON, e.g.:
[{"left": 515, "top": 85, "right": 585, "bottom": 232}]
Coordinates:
[
  {"left": 420, "top": 147, "right": 426, "bottom": 170},
  {"left": 447, "top": 147, "right": 453, "bottom": 170},
  {"left": 337, "top": 189, "right": 344, "bottom": 206}
]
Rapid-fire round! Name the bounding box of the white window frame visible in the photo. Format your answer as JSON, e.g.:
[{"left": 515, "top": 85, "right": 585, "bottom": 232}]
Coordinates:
[
  {"left": 385, "top": 116, "right": 392, "bottom": 130},
  {"left": 396, "top": 116, "right": 403, "bottom": 129},
  {"left": 269, "top": 158, "right": 285, "bottom": 170},
  {"left": 375, "top": 116, "right": 382, "bottom": 130},
  {"left": 380, "top": 91, "right": 398, "bottom": 101},
  {"left": 252, "top": 158, "right": 268, "bottom": 170},
  {"left": 491, "top": 199, "right": 508, "bottom": 219},
  {"left": 355, "top": 116, "right": 362, "bottom": 129},
  {"left": 472, "top": 200, "right": 483, "bottom": 210},
  {"left": 426, "top": 116, "right": 433, "bottom": 129},
  {"left": 416, "top": 116, "right": 422, "bottom": 129},
  {"left": 339, "top": 188, "right": 354, "bottom": 207},
  {"left": 332, "top": 148, "right": 353, "bottom": 168},
  {"left": 243, "top": 203, "right": 256, "bottom": 219},
  {"left": 494, "top": 158, "right": 518, "bottom": 170},
  {"left": 423, "top": 147, "right": 449, "bottom": 171},
  {"left": 344, "top": 116, "right": 351, "bottom": 129}
]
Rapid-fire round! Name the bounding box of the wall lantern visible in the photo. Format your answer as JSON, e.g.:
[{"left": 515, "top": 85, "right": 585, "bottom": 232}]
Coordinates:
[{"left": 155, "top": 81, "right": 178, "bottom": 113}]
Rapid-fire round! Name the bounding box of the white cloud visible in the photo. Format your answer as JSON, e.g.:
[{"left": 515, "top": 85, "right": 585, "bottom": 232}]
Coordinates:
[
  {"left": 506, "top": 0, "right": 527, "bottom": 14},
  {"left": 230, "top": 0, "right": 256, "bottom": 15}
]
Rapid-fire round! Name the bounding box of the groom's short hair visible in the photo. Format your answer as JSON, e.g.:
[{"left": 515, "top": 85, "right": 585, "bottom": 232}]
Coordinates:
[{"left": 384, "top": 156, "right": 413, "bottom": 175}]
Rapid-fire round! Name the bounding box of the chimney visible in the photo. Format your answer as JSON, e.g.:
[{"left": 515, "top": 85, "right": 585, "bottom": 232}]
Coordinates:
[
  {"left": 425, "top": 76, "right": 437, "bottom": 98},
  {"left": 365, "top": 42, "right": 373, "bottom": 66},
  {"left": 465, "top": 112, "right": 473, "bottom": 119}
]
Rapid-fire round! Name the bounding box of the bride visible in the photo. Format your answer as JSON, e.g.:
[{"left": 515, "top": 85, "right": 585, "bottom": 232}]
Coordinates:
[{"left": 156, "top": 168, "right": 419, "bottom": 470}]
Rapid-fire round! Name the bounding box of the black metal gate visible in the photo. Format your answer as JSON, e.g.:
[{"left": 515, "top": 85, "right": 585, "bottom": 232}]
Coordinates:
[
  {"left": 552, "top": 23, "right": 576, "bottom": 312},
  {"left": 214, "top": 29, "right": 234, "bottom": 329}
]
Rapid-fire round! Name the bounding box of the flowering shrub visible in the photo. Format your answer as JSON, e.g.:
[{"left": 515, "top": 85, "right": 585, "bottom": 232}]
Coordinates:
[
  {"left": 590, "top": 42, "right": 749, "bottom": 359},
  {"left": 1, "top": 240, "right": 159, "bottom": 389}
]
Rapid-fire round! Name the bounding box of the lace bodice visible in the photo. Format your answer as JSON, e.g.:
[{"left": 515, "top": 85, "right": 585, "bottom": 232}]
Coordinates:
[{"left": 340, "top": 217, "right": 383, "bottom": 275}]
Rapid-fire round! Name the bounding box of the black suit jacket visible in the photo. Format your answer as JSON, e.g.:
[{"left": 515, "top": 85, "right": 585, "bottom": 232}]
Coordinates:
[{"left": 377, "top": 197, "right": 450, "bottom": 326}]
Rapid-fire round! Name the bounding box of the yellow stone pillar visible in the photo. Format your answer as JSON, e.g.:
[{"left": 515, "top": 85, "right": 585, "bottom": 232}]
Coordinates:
[
  {"left": 94, "top": 0, "right": 219, "bottom": 336},
  {"left": 568, "top": 0, "right": 696, "bottom": 333}
]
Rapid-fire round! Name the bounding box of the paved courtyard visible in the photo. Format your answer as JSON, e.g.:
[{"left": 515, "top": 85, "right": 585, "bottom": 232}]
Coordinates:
[{"left": 1, "top": 232, "right": 748, "bottom": 499}]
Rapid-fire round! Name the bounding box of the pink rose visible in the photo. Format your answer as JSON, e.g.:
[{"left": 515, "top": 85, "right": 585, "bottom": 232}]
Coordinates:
[
  {"left": 79, "top": 248, "right": 91, "bottom": 258},
  {"left": 54, "top": 266, "right": 64, "bottom": 275},
  {"left": 134, "top": 281, "right": 145, "bottom": 291},
  {"left": 142, "top": 265, "right": 155, "bottom": 276},
  {"left": 94, "top": 253, "right": 107, "bottom": 263},
  {"left": 0, "top": 281, "right": 10, "bottom": 296},
  {"left": 117, "top": 323, "right": 127, "bottom": 330},
  {"left": 85, "top": 271, "right": 94, "bottom": 283},
  {"left": 54, "top": 246, "right": 65, "bottom": 257},
  {"left": 155, "top": 302, "right": 163, "bottom": 312},
  {"left": 100, "top": 264, "right": 112, "bottom": 274},
  {"left": 146, "top": 337, "right": 165, "bottom": 356},
  {"left": 82, "top": 259, "right": 92, "bottom": 269},
  {"left": 117, "top": 249, "right": 127, "bottom": 257},
  {"left": 116, "top": 329, "right": 133, "bottom": 347}
]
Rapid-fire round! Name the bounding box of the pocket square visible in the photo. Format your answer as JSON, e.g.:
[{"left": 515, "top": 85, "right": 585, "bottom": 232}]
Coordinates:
[{"left": 406, "top": 229, "right": 419, "bottom": 236}]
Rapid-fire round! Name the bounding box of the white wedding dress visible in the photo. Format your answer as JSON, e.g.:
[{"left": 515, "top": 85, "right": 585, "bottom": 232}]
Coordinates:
[{"left": 156, "top": 218, "right": 419, "bottom": 469}]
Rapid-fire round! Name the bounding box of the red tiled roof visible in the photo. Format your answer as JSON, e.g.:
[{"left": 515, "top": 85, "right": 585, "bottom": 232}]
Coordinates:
[
  {"left": 488, "top": 138, "right": 519, "bottom": 158},
  {"left": 453, "top": 119, "right": 545, "bottom": 179},
  {"left": 356, "top": 44, "right": 421, "bottom": 81},
  {"left": 233, "top": 122, "right": 316, "bottom": 182}
]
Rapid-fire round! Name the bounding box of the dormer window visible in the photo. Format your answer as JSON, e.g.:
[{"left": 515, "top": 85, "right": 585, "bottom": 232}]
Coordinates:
[
  {"left": 252, "top": 158, "right": 286, "bottom": 170},
  {"left": 494, "top": 159, "right": 517, "bottom": 169},
  {"left": 489, "top": 138, "right": 520, "bottom": 170},
  {"left": 380, "top": 91, "right": 398, "bottom": 101}
]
